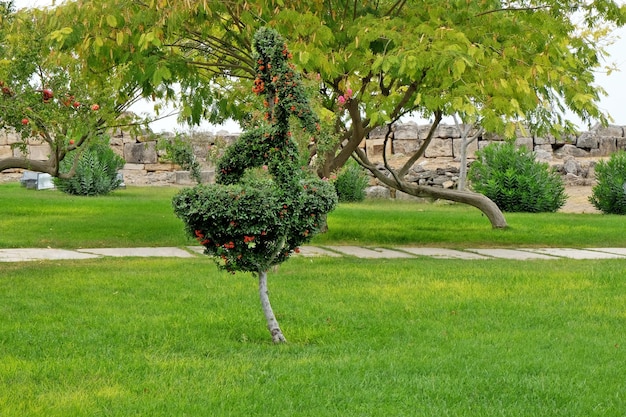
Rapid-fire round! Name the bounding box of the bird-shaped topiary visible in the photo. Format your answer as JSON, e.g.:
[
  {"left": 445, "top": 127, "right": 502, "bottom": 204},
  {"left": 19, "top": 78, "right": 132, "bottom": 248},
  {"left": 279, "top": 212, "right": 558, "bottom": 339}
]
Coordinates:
[{"left": 172, "top": 27, "right": 337, "bottom": 343}]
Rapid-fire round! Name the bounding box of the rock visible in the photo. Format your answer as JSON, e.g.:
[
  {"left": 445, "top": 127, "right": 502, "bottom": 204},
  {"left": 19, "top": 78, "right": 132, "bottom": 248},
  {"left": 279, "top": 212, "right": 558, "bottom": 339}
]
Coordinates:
[
  {"left": 534, "top": 149, "right": 552, "bottom": 161},
  {"left": 424, "top": 138, "right": 453, "bottom": 157},
  {"left": 555, "top": 144, "right": 589, "bottom": 158},
  {"left": 393, "top": 121, "right": 418, "bottom": 139},
  {"left": 124, "top": 141, "right": 158, "bottom": 163},
  {"left": 597, "top": 137, "right": 617, "bottom": 156},
  {"left": 563, "top": 157, "right": 580, "bottom": 175},
  {"left": 365, "top": 185, "right": 391, "bottom": 199},
  {"left": 596, "top": 124, "right": 624, "bottom": 137},
  {"left": 515, "top": 136, "right": 533, "bottom": 151},
  {"left": 576, "top": 132, "right": 599, "bottom": 149}
]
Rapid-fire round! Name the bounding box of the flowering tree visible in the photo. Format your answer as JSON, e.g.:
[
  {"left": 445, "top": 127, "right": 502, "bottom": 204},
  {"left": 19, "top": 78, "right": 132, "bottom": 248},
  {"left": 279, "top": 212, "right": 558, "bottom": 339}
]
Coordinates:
[
  {"left": 172, "top": 28, "right": 337, "bottom": 344},
  {"left": 0, "top": 3, "right": 150, "bottom": 176}
]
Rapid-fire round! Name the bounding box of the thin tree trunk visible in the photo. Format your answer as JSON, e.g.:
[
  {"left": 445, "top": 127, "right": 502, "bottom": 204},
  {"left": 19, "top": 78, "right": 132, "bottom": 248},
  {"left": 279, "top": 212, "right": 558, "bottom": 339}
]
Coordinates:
[{"left": 258, "top": 270, "right": 286, "bottom": 343}]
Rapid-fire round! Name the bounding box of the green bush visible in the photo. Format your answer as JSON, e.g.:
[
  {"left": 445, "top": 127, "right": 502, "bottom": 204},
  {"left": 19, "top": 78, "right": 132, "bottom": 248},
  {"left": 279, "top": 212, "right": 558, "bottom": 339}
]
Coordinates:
[
  {"left": 158, "top": 135, "right": 203, "bottom": 184},
  {"left": 468, "top": 142, "right": 566, "bottom": 212},
  {"left": 333, "top": 159, "right": 369, "bottom": 202},
  {"left": 589, "top": 151, "right": 626, "bottom": 214},
  {"left": 54, "top": 140, "right": 125, "bottom": 196}
]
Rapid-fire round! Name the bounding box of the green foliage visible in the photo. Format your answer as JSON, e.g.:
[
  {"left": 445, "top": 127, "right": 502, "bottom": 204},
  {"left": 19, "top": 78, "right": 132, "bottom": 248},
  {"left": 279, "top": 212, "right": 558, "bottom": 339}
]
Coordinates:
[
  {"left": 172, "top": 28, "right": 337, "bottom": 274},
  {"left": 158, "top": 135, "right": 202, "bottom": 184},
  {"left": 469, "top": 142, "right": 566, "bottom": 213},
  {"left": 0, "top": 5, "right": 143, "bottom": 175},
  {"left": 332, "top": 159, "right": 369, "bottom": 203},
  {"left": 589, "top": 151, "right": 626, "bottom": 214},
  {"left": 53, "top": 139, "right": 125, "bottom": 196},
  {"left": 45, "top": 0, "right": 626, "bottom": 179},
  {"left": 173, "top": 176, "right": 336, "bottom": 272}
]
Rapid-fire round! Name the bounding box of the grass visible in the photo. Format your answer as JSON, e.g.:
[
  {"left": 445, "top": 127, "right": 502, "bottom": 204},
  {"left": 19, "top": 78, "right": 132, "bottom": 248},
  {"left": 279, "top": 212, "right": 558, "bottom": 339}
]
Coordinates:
[
  {"left": 2, "top": 256, "right": 626, "bottom": 416},
  {"left": 2, "top": 182, "right": 626, "bottom": 415},
  {"left": 2, "top": 182, "right": 626, "bottom": 248}
]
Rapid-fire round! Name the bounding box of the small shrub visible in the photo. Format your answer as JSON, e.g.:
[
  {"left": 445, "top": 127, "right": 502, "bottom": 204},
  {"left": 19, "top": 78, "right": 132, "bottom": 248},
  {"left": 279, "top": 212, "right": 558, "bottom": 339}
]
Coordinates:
[
  {"left": 158, "top": 135, "right": 202, "bottom": 184},
  {"left": 589, "top": 151, "right": 626, "bottom": 214},
  {"left": 54, "top": 140, "right": 125, "bottom": 196},
  {"left": 468, "top": 142, "right": 566, "bottom": 212},
  {"left": 333, "top": 159, "right": 369, "bottom": 203}
]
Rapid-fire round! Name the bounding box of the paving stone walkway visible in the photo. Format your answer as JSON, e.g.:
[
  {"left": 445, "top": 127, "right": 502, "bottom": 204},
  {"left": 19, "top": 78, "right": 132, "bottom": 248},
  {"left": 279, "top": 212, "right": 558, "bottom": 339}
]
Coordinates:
[{"left": 1, "top": 246, "right": 626, "bottom": 262}]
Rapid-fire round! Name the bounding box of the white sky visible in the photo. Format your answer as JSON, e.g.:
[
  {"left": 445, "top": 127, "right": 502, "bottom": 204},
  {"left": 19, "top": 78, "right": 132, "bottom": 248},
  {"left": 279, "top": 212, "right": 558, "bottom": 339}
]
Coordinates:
[{"left": 12, "top": 0, "right": 626, "bottom": 132}]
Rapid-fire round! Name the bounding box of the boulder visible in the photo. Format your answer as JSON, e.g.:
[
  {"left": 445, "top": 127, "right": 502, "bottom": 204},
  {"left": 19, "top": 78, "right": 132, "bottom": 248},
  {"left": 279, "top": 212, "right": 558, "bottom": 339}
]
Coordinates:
[{"left": 365, "top": 185, "right": 391, "bottom": 199}]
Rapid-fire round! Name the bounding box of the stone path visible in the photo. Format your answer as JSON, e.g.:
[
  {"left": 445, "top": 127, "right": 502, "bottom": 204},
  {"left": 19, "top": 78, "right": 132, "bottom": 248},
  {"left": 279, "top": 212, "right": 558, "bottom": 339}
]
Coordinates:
[{"left": 1, "top": 246, "right": 626, "bottom": 262}]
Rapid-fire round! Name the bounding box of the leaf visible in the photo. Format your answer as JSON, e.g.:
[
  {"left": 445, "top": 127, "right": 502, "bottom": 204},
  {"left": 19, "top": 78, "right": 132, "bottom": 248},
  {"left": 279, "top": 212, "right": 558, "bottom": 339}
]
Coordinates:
[
  {"left": 299, "top": 50, "right": 310, "bottom": 65},
  {"left": 452, "top": 59, "right": 466, "bottom": 78},
  {"left": 106, "top": 14, "right": 117, "bottom": 28}
]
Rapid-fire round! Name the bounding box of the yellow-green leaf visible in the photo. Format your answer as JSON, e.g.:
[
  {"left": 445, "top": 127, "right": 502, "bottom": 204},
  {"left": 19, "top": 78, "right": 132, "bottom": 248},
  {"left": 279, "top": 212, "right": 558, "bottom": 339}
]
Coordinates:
[{"left": 106, "top": 14, "right": 117, "bottom": 28}]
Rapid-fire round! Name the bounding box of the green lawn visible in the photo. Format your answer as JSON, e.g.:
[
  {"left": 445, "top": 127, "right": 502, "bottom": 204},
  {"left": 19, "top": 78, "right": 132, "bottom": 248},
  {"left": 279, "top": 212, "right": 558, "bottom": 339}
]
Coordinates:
[
  {"left": 2, "top": 256, "right": 626, "bottom": 416},
  {"left": 2, "top": 182, "right": 626, "bottom": 416},
  {"left": 1, "top": 183, "right": 626, "bottom": 248}
]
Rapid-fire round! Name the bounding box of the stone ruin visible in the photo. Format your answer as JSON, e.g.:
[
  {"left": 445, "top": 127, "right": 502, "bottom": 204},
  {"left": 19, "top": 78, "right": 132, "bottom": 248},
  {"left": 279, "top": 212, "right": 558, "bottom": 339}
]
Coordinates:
[
  {"left": 1, "top": 121, "right": 624, "bottom": 189},
  {"left": 362, "top": 121, "right": 625, "bottom": 196}
]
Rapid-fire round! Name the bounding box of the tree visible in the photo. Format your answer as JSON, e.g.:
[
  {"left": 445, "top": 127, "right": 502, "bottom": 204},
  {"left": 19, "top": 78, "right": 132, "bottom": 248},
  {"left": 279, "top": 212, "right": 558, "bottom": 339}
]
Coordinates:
[
  {"left": 46, "top": 0, "right": 626, "bottom": 227},
  {"left": 172, "top": 28, "right": 337, "bottom": 343},
  {"left": 0, "top": 4, "right": 153, "bottom": 177}
]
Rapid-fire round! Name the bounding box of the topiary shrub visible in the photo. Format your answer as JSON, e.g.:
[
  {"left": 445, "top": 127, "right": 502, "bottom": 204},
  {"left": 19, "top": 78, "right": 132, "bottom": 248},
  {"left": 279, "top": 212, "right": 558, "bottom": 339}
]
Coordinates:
[
  {"left": 54, "top": 138, "right": 125, "bottom": 196},
  {"left": 333, "top": 158, "right": 369, "bottom": 202},
  {"left": 589, "top": 151, "right": 626, "bottom": 214},
  {"left": 172, "top": 28, "right": 337, "bottom": 343},
  {"left": 468, "top": 142, "right": 566, "bottom": 212}
]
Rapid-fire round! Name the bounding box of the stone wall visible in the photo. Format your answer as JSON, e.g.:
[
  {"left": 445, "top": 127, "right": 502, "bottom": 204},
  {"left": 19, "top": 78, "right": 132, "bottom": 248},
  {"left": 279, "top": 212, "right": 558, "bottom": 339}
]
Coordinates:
[
  {"left": 365, "top": 121, "right": 626, "bottom": 160},
  {"left": 0, "top": 128, "right": 239, "bottom": 185},
  {"left": 2, "top": 122, "right": 624, "bottom": 186}
]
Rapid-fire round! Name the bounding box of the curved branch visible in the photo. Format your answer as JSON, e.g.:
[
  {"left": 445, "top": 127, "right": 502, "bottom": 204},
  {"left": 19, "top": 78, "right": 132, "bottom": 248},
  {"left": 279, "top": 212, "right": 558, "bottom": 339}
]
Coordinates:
[
  {"left": 398, "top": 111, "right": 443, "bottom": 177},
  {"left": 476, "top": 6, "right": 549, "bottom": 17},
  {"left": 354, "top": 146, "right": 507, "bottom": 229}
]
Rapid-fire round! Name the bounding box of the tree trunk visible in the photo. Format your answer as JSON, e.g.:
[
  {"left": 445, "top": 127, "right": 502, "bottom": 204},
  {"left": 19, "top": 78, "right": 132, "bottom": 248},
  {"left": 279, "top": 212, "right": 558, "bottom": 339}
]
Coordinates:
[
  {"left": 400, "top": 183, "right": 508, "bottom": 228},
  {"left": 354, "top": 147, "right": 508, "bottom": 229},
  {"left": 258, "top": 270, "right": 287, "bottom": 343}
]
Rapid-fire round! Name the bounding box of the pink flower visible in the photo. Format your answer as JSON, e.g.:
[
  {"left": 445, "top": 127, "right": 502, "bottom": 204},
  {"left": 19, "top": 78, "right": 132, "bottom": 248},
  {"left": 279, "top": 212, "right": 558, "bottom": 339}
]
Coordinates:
[
  {"left": 337, "top": 95, "right": 346, "bottom": 106},
  {"left": 262, "top": 165, "right": 268, "bottom": 171},
  {"left": 345, "top": 88, "right": 353, "bottom": 99}
]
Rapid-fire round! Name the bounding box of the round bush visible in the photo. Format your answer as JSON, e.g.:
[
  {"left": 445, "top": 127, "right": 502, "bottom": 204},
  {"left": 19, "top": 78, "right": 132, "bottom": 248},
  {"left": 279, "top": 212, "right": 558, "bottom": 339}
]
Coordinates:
[
  {"left": 468, "top": 142, "right": 566, "bottom": 213},
  {"left": 589, "top": 151, "right": 626, "bottom": 214},
  {"left": 333, "top": 159, "right": 369, "bottom": 203},
  {"left": 54, "top": 141, "right": 125, "bottom": 196}
]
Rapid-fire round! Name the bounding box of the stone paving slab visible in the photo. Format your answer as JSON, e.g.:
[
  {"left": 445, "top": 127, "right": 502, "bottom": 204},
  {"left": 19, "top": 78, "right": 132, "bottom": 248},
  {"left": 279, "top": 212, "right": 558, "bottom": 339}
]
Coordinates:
[
  {"left": 78, "top": 247, "right": 195, "bottom": 258},
  {"left": 401, "top": 247, "right": 489, "bottom": 259},
  {"left": 0, "top": 248, "right": 100, "bottom": 262},
  {"left": 324, "top": 246, "right": 415, "bottom": 258},
  {"left": 466, "top": 248, "right": 559, "bottom": 260},
  {"left": 297, "top": 246, "right": 342, "bottom": 257},
  {"left": 583, "top": 248, "right": 626, "bottom": 257},
  {"left": 524, "top": 248, "right": 626, "bottom": 259}
]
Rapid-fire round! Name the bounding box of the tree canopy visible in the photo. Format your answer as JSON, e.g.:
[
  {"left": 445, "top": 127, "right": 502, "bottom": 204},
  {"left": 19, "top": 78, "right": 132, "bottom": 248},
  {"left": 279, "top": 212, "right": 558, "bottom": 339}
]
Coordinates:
[
  {"left": 0, "top": 1, "right": 148, "bottom": 175},
  {"left": 3, "top": 0, "right": 625, "bottom": 223}
]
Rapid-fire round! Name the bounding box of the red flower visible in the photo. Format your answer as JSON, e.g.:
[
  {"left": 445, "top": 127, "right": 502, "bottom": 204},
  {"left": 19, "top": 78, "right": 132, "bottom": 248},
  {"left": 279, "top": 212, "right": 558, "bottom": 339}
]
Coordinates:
[{"left": 244, "top": 235, "right": 255, "bottom": 243}]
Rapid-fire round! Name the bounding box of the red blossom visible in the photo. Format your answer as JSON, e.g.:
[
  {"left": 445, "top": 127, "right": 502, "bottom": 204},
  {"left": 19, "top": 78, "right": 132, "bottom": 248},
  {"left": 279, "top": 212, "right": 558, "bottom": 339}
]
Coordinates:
[{"left": 244, "top": 235, "right": 255, "bottom": 243}]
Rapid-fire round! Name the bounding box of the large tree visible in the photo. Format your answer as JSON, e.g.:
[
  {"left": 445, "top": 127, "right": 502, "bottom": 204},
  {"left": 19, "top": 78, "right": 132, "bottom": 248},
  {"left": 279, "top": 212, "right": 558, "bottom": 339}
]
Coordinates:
[{"left": 45, "top": 0, "right": 626, "bottom": 226}]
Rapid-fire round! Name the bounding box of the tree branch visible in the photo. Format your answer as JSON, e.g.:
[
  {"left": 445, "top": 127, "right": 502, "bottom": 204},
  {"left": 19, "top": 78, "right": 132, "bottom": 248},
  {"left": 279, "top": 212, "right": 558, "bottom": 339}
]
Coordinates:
[{"left": 476, "top": 5, "right": 550, "bottom": 17}]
